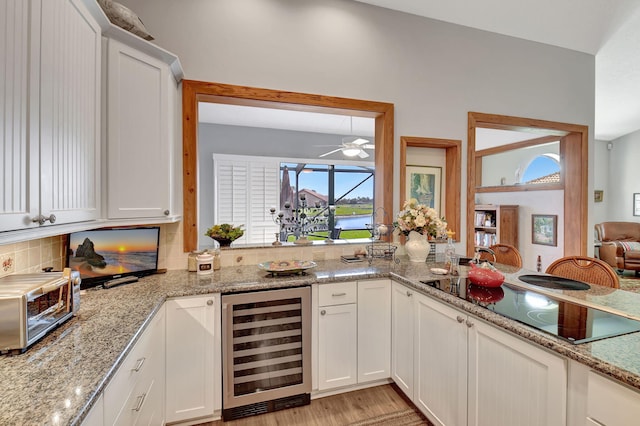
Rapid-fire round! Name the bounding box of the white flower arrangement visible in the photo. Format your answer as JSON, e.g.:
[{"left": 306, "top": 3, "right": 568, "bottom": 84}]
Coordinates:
[{"left": 394, "top": 198, "right": 448, "bottom": 238}]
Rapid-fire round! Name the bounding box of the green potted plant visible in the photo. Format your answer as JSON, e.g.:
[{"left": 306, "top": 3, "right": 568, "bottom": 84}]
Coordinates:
[{"left": 204, "top": 223, "right": 244, "bottom": 247}]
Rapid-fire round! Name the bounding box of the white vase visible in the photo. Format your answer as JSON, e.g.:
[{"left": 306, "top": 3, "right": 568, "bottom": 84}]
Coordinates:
[{"left": 405, "top": 230, "right": 431, "bottom": 262}]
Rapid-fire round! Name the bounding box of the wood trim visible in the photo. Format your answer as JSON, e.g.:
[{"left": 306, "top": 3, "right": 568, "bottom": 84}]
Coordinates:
[
  {"left": 475, "top": 135, "right": 560, "bottom": 157},
  {"left": 400, "top": 136, "right": 462, "bottom": 241},
  {"left": 476, "top": 183, "right": 563, "bottom": 193},
  {"left": 467, "top": 112, "right": 588, "bottom": 258},
  {"left": 182, "top": 80, "right": 394, "bottom": 252}
]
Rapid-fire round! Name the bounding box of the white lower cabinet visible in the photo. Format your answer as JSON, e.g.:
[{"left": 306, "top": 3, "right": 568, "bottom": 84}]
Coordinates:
[
  {"left": 81, "top": 394, "right": 104, "bottom": 426},
  {"left": 586, "top": 370, "right": 640, "bottom": 426},
  {"left": 391, "top": 281, "right": 415, "bottom": 399},
  {"left": 316, "top": 279, "right": 391, "bottom": 391},
  {"left": 392, "top": 281, "right": 567, "bottom": 426},
  {"left": 357, "top": 279, "right": 391, "bottom": 383},
  {"left": 103, "top": 305, "right": 165, "bottom": 425},
  {"left": 165, "top": 294, "right": 220, "bottom": 424},
  {"left": 318, "top": 282, "right": 358, "bottom": 390}
]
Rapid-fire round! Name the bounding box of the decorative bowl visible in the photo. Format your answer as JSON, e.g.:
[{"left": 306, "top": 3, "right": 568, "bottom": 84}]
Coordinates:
[
  {"left": 258, "top": 260, "right": 317, "bottom": 276},
  {"left": 468, "top": 263, "right": 505, "bottom": 287}
]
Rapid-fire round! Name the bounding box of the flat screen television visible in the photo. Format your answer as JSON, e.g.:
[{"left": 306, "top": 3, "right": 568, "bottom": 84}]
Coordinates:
[{"left": 67, "top": 226, "right": 160, "bottom": 289}]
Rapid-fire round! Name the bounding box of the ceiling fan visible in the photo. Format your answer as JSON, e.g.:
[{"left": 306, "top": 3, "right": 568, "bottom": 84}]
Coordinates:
[{"left": 318, "top": 137, "right": 375, "bottom": 158}]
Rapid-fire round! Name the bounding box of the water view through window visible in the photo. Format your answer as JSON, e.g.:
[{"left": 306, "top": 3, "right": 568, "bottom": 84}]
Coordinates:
[{"left": 281, "top": 163, "right": 374, "bottom": 240}]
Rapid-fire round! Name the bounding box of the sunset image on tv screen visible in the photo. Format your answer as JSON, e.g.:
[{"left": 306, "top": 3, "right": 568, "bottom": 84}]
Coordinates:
[{"left": 68, "top": 228, "right": 159, "bottom": 278}]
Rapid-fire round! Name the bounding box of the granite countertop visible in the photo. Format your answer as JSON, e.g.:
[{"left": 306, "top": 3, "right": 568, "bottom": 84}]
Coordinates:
[{"left": 2, "top": 258, "right": 640, "bottom": 425}]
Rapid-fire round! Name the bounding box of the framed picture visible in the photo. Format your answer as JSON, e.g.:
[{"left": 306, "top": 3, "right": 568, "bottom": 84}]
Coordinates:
[
  {"left": 634, "top": 193, "right": 640, "bottom": 216},
  {"left": 594, "top": 190, "right": 603, "bottom": 203},
  {"left": 532, "top": 214, "right": 557, "bottom": 246},
  {"left": 406, "top": 165, "right": 441, "bottom": 212}
]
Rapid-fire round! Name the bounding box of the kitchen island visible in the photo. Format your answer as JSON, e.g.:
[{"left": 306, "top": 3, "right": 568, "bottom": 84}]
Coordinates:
[{"left": 2, "top": 258, "right": 640, "bottom": 425}]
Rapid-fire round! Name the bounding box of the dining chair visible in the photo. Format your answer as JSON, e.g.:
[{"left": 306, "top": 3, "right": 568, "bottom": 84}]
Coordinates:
[
  {"left": 478, "top": 244, "right": 523, "bottom": 268},
  {"left": 545, "top": 256, "right": 620, "bottom": 288}
]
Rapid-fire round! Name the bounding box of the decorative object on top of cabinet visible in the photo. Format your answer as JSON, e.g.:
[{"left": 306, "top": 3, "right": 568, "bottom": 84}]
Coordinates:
[
  {"left": 473, "top": 204, "right": 518, "bottom": 249},
  {"left": 0, "top": 0, "right": 103, "bottom": 239},
  {"left": 97, "top": 0, "right": 154, "bottom": 40},
  {"left": 366, "top": 207, "right": 398, "bottom": 264}
]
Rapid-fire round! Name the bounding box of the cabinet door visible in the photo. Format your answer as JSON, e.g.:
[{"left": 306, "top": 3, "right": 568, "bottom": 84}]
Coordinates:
[
  {"left": 0, "top": 0, "right": 38, "bottom": 232},
  {"left": 468, "top": 319, "right": 567, "bottom": 426},
  {"left": 39, "top": 0, "right": 101, "bottom": 225},
  {"left": 391, "top": 282, "right": 415, "bottom": 399},
  {"left": 81, "top": 394, "right": 104, "bottom": 426},
  {"left": 106, "top": 38, "right": 175, "bottom": 219},
  {"left": 165, "top": 295, "right": 219, "bottom": 423},
  {"left": 357, "top": 279, "right": 391, "bottom": 383},
  {"left": 587, "top": 370, "right": 640, "bottom": 426},
  {"left": 318, "top": 303, "right": 357, "bottom": 390},
  {"left": 414, "top": 292, "right": 467, "bottom": 426}
]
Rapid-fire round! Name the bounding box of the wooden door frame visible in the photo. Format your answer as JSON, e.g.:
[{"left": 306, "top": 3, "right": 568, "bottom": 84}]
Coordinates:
[
  {"left": 467, "top": 112, "right": 589, "bottom": 258},
  {"left": 182, "top": 80, "right": 394, "bottom": 252},
  {"left": 400, "top": 136, "right": 462, "bottom": 240}
]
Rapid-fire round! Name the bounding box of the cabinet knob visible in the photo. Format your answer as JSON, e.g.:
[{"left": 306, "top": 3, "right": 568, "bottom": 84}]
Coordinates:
[
  {"left": 466, "top": 320, "right": 474, "bottom": 328},
  {"left": 207, "top": 299, "right": 214, "bottom": 306},
  {"left": 320, "top": 309, "right": 326, "bottom": 316},
  {"left": 406, "top": 291, "right": 413, "bottom": 297},
  {"left": 164, "top": 210, "right": 170, "bottom": 216},
  {"left": 456, "top": 316, "right": 465, "bottom": 323}
]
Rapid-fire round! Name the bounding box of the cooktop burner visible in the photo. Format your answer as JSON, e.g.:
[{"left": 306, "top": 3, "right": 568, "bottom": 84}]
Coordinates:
[{"left": 420, "top": 278, "right": 640, "bottom": 344}]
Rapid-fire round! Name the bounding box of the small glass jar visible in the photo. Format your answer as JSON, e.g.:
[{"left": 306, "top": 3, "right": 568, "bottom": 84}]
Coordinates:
[{"left": 188, "top": 250, "right": 203, "bottom": 272}]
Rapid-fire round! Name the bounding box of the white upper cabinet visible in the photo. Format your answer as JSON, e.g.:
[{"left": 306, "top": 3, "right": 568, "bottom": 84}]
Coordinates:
[
  {"left": 104, "top": 29, "right": 182, "bottom": 221},
  {"left": 0, "top": 0, "right": 102, "bottom": 234}
]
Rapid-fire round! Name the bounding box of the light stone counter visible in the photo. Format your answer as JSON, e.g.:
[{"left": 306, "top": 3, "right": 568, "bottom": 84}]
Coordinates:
[{"left": 2, "top": 258, "right": 640, "bottom": 425}]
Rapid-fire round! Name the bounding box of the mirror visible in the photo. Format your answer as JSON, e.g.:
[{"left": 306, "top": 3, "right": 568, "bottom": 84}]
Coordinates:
[{"left": 181, "top": 80, "right": 394, "bottom": 253}]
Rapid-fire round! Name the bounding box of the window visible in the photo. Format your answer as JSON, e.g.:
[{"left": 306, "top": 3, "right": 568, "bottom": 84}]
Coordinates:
[
  {"left": 521, "top": 154, "right": 560, "bottom": 184},
  {"left": 212, "top": 154, "right": 374, "bottom": 245}
]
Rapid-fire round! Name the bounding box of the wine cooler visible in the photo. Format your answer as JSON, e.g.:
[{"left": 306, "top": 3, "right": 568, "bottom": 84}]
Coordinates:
[{"left": 221, "top": 286, "right": 311, "bottom": 420}]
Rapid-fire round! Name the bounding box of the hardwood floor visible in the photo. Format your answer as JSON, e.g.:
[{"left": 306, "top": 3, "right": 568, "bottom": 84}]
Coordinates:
[{"left": 199, "top": 384, "right": 430, "bottom": 425}]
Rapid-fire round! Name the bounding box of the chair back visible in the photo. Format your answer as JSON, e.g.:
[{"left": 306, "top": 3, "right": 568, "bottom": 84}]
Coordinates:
[
  {"left": 479, "top": 244, "right": 523, "bottom": 268},
  {"left": 545, "top": 256, "right": 620, "bottom": 288}
]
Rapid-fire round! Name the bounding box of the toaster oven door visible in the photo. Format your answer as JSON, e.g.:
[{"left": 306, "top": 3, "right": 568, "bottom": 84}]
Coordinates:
[{"left": 26, "top": 279, "right": 73, "bottom": 346}]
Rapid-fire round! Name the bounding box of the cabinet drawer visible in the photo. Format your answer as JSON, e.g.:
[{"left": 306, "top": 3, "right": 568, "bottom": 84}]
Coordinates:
[{"left": 318, "top": 282, "right": 357, "bottom": 306}]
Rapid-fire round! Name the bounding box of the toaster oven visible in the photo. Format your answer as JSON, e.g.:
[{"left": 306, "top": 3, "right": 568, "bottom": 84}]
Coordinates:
[{"left": 0, "top": 268, "right": 81, "bottom": 354}]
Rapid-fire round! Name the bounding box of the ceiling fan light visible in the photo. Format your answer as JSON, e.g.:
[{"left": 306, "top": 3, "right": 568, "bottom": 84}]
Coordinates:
[
  {"left": 342, "top": 147, "right": 361, "bottom": 157},
  {"left": 351, "top": 138, "right": 369, "bottom": 145}
]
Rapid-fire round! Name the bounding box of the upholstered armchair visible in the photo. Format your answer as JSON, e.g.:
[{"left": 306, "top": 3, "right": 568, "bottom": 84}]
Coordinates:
[{"left": 595, "top": 222, "right": 640, "bottom": 275}]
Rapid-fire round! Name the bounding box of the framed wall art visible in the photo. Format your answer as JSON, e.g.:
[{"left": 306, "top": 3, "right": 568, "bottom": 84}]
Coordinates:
[
  {"left": 532, "top": 214, "right": 557, "bottom": 246},
  {"left": 634, "top": 193, "right": 640, "bottom": 216},
  {"left": 594, "top": 190, "right": 603, "bottom": 203},
  {"left": 405, "top": 165, "right": 441, "bottom": 212}
]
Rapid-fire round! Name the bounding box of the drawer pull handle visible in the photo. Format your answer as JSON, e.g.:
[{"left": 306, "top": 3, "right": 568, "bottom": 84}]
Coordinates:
[
  {"left": 332, "top": 292, "right": 347, "bottom": 297},
  {"left": 132, "top": 357, "right": 145, "bottom": 372},
  {"left": 456, "top": 316, "right": 465, "bottom": 323},
  {"left": 132, "top": 393, "right": 146, "bottom": 412}
]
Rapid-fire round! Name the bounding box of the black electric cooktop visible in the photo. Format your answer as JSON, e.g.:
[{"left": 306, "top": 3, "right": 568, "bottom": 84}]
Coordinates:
[{"left": 420, "top": 277, "right": 640, "bottom": 344}]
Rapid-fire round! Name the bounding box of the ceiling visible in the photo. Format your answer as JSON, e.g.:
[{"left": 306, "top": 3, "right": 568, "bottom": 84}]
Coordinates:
[{"left": 354, "top": 0, "right": 640, "bottom": 141}]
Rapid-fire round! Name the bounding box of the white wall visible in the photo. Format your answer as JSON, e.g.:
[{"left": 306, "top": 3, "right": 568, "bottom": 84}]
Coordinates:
[
  {"left": 477, "top": 191, "right": 564, "bottom": 272},
  {"left": 608, "top": 130, "right": 640, "bottom": 221},
  {"left": 592, "top": 139, "right": 611, "bottom": 226},
  {"left": 119, "top": 0, "right": 596, "bottom": 257}
]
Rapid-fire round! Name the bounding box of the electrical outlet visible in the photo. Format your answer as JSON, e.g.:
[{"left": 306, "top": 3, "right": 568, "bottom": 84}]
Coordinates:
[{"left": 1, "top": 254, "right": 15, "bottom": 275}]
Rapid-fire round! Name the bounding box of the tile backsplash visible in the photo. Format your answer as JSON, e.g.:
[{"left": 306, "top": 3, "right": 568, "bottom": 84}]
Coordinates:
[{"left": 0, "top": 222, "right": 388, "bottom": 278}]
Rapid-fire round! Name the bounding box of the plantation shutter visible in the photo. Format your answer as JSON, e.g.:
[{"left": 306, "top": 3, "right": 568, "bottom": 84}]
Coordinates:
[{"left": 213, "top": 154, "right": 280, "bottom": 244}]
